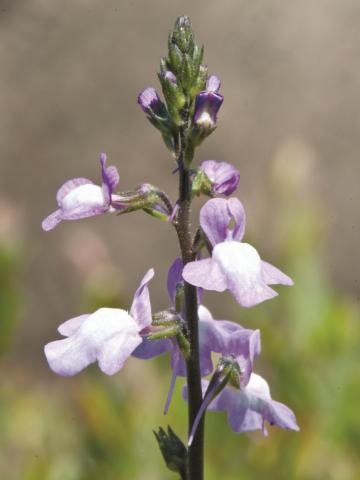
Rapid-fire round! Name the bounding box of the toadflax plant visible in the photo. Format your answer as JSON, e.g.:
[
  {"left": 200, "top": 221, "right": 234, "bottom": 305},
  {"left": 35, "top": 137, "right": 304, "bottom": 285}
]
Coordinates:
[{"left": 42, "top": 17, "right": 299, "bottom": 480}]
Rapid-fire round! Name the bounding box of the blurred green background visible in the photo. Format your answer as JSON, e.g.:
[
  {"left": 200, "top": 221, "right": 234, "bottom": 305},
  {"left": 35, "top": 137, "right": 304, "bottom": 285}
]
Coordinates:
[{"left": 0, "top": 1, "right": 360, "bottom": 479}]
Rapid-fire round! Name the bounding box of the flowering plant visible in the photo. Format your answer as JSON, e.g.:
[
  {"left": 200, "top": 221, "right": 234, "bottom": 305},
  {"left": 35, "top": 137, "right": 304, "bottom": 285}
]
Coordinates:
[{"left": 42, "top": 17, "right": 298, "bottom": 479}]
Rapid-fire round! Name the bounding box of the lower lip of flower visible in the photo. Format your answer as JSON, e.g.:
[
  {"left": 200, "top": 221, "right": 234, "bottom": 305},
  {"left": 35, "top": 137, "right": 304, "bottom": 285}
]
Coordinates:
[{"left": 62, "top": 184, "right": 105, "bottom": 210}]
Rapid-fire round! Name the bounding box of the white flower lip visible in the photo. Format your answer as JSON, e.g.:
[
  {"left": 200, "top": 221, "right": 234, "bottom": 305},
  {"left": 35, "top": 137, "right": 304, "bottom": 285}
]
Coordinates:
[
  {"left": 61, "top": 184, "right": 105, "bottom": 211},
  {"left": 213, "top": 241, "right": 262, "bottom": 281}
]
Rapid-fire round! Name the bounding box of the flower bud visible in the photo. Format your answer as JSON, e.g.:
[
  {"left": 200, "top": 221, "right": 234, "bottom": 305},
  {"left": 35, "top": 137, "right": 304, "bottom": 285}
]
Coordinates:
[
  {"left": 199, "top": 160, "right": 240, "bottom": 196},
  {"left": 194, "top": 90, "right": 223, "bottom": 129},
  {"left": 171, "top": 16, "right": 194, "bottom": 55},
  {"left": 138, "top": 88, "right": 175, "bottom": 150},
  {"left": 138, "top": 87, "right": 166, "bottom": 116},
  {"left": 154, "top": 426, "right": 188, "bottom": 476}
]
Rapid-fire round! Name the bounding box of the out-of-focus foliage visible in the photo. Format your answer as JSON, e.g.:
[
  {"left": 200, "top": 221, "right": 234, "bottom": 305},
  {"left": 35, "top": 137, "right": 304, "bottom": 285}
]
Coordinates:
[
  {"left": 0, "top": 148, "right": 359, "bottom": 479},
  {"left": 0, "top": 244, "right": 21, "bottom": 354},
  {"left": 0, "top": 199, "right": 22, "bottom": 353}
]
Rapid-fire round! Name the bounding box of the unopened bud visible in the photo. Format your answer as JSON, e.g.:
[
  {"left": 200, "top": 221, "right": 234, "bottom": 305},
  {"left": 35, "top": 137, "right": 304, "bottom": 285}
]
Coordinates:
[{"left": 154, "top": 426, "right": 188, "bottom": 476}]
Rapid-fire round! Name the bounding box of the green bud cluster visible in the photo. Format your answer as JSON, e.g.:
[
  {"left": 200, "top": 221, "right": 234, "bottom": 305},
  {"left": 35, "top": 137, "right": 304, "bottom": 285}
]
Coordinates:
[{"left": 159, "top": 16, "right": 207, "bottom": 126}]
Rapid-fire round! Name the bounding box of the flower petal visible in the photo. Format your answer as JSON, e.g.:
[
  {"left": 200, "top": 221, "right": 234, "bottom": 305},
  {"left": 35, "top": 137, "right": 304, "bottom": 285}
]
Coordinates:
[
  {"left": 164, "top": 346, "right": 184, "bottom": 413},
  {"left": 198, "top": 306, "right": 260, "bottom": 381},
  {"left": 138, "top": 87, "right": 164, "bottom": 115},
  {"left": 100, "top": 153, "right": 120, "bottom": 204},
  {"left": 44, "top": 337, "right": 94, "bottom": 376},
  {"left": 44, "top": 308, "right": 139, "bottom": 376},
  {"left": 206, "top": 75, "right": 221, "bottom": 92},
  {"left": 60, "top": 184, "right": 107, "bottom": 220},
  {"left": 132, "top": 337, "right": 172, "bottom": 359},
  {"left": 97, "top": 329, "right": 142, "bottom": 375},
  {"left": 183, "top": 258, "right": 227, "bottom": 292},
  {"left": 42, "top": 209, "right": 62, "bottom": 232},
  {"left": 167, "top": 258, "right": 183, "bottom": 306},
  {"left": 213, "top": 241, "right": 277, "bottom": 307},
  {"left": 58, "top": 314, "right": 90, "bottom": 336},
  {"left": 194, "top": 91, "right": 223, "bottom": 127},
  {"left": 130, "top": 268, "right": 154, "bottom": 329},
  {"left": 205, "top": 373, "right": 299, "bottom": 433},
  {"left": 200, "top": 198, "right": 245, "bottom": 247},
  {"left": 56, "top": 178, "right": 93, "bottom": 206},
  {"left": 261, "top": 261, "right": 294, "bottom": 286}
]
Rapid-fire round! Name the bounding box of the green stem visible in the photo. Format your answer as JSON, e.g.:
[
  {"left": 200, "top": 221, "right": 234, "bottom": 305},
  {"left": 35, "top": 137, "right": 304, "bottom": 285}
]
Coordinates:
[{"left": 175, "top": 127, "right": 204, "bottom": 480}]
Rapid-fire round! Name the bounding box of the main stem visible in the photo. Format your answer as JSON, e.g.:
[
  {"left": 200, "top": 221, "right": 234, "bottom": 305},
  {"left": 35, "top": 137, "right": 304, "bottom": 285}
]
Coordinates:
[{"left": 175, "top": 129, "right": 204, "bottom": 480}]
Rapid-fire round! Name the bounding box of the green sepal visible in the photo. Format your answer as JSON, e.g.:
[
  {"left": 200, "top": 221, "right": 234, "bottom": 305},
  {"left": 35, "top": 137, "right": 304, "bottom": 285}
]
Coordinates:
[
  {"left": 191, "top": 169, "right": 212, "bottom": 197},
  {"left": 190, "top": 123, "right": 217, "bottom": 148},
  {"left": 158, "top": 74, "right": 186, "bottom": 126},
  {"left": 218, "top": 356, "right": 242, "bottom": 390},
  {"left": 168, "top": 41, "right": 183, "bottom": 72},
  {"left": 179, "top": 53, "right": 194, "bottom": 93},
  {"left": 152, "top": 310, "right": 180, "bottom": 327},
  {"left": 176, "top": 330, "right": 190, "bottom": 360},
  {"left": 144, "top": 105, "right": 175, "bottom": 152},
  {"left": 143, "top": 207, "right": 169, "bottom": 222},
  {"left": 189, "top": 64, "right": 208, "bottom": 100},
  {"left": 159, "top": 56, "right": 168, "bottom": 74},
  {"left": 147, "top": 325, "right": 180, "bottom": 341},
  {"left": 192, "top": 45, "right": 204, "bottom": 76},
  {"left": 161, "top": 131, "right": 175, "bottom": 153}
]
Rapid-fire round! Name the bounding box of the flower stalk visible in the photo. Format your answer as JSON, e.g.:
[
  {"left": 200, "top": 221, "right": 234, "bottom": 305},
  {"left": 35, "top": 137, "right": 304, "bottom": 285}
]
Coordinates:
[{"left": 175, "top": 126, "right": 204, "bottom": 480}]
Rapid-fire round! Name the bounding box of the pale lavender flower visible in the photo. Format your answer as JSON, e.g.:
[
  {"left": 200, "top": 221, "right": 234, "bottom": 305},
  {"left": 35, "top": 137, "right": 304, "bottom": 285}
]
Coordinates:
[
  {"left": 183, "top": 198, "right": 293, "bottom": 307},
  {"left": 42, "top": 154, "right": 120, "bottom": 231},
  {"left": 44, "top": 269, "right": 154, "bottom": 376},
  {"left": 194, "top": 75, "right": 223, "bottom": 128},
  {"left": 133, "top": 258, "right": 260, "bottom": 411},
  {"left": 184, "top": 373, "right": 299, "bottom": 435},
  {"left": 200, "top": 160, "right": 240, "bottom": 196}
]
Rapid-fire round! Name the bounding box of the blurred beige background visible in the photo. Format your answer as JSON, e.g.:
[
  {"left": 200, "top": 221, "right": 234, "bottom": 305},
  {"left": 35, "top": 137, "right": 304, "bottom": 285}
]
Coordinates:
[{"left": 0, "top": 0, "right": 359, "bottom": 369}]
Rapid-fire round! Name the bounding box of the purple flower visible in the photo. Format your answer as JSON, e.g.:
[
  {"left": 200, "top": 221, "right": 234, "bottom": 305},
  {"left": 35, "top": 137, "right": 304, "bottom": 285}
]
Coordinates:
[
  {"left": 184, "top": 373, "right": 299, "bottom": 435},
  {"left": 194, "top": 75, "right": 223, "bottom": 128},
  {"left": 200, "top": 160, "right": 240, "bottom": 196},
  {"left": 183, "top": 198, "right": 293, "bottom": 307},
  {"left": 138, "top": 87, "right": 166, "bottom": 116},
  {"left": 44, "top": 269, "right": 154, "bottom": 376},
  {"left": 42, "top": 154, "right": 120, "bottom": 231},
  {"left": 133, "top": 258, "right": 260, "bottom": 411}
]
